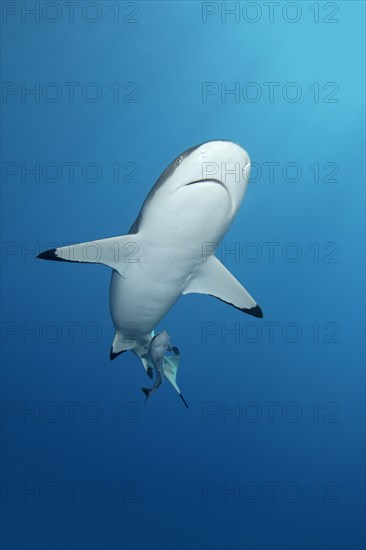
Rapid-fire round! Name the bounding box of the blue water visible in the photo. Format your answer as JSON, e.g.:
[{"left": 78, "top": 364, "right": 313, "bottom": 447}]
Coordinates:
[{"left": 1, "top": 2, "right": 365, "bottom": 549}]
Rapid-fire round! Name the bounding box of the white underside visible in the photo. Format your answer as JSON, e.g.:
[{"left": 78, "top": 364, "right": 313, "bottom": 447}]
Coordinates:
[{"left": 110, "top": 182, "right": 232, "bottom": 342}]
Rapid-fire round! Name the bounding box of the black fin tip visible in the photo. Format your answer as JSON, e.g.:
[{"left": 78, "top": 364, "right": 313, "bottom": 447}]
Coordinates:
[{"left": 37, "top": 248, "right": 64, "bottom": 261}]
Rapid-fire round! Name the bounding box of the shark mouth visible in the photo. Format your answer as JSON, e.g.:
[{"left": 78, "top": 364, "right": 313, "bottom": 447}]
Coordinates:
[{"left": 184, "top": 178, "right": 225, "bottom": 187}]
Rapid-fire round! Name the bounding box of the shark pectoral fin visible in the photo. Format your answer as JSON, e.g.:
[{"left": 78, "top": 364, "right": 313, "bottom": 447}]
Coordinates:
[
  {"left": 163, "top": 351, "right": 189, "bottom": 408},
  {"left": 37, "top": 234, "right": 141, "bottom": 278},
  {"left": 182, "top": 256, "right": 263, "bottom": 318}
]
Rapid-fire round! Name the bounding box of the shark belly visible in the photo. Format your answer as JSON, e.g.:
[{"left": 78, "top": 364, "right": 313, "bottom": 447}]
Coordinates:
[
  {"left": 109, "top": 260, "right": 186, "bottom": 339},
  {"left": 110, "top": 182, "right": 233, "bottom": 340}
]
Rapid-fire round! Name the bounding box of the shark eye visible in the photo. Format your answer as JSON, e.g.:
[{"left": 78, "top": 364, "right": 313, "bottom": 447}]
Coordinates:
[{"left": 176, "top": 155, "right": 183, "bottom": 166}]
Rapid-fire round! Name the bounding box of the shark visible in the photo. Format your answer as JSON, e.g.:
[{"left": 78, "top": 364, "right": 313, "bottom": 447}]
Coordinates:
[{"left": 37, "top": 140, "right": 263, "bottom": 405}]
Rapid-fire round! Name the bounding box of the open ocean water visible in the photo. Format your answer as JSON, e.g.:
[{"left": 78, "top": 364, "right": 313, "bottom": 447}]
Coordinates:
[{"left": 1, "top": 1, "right": 365, "bottom": 549}]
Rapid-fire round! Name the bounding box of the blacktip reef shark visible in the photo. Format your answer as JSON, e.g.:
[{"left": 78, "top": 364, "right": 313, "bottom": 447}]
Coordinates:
[{"left": 38, "top": 140, "right": 263, "bottom": 407}]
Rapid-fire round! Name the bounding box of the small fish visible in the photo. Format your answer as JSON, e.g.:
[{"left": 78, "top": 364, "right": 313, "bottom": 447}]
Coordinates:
[{"left": 141, "top": 331, "right": 171, "bottom": 404}]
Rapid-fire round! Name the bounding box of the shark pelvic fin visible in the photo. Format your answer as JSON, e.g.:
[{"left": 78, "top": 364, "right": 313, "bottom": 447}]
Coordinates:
[
  {"left": 110, "top": 331, "right": 136, "bottom": 361},
  {"left": 182, "top": 255, "right": 263, "bottom": 318}
]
